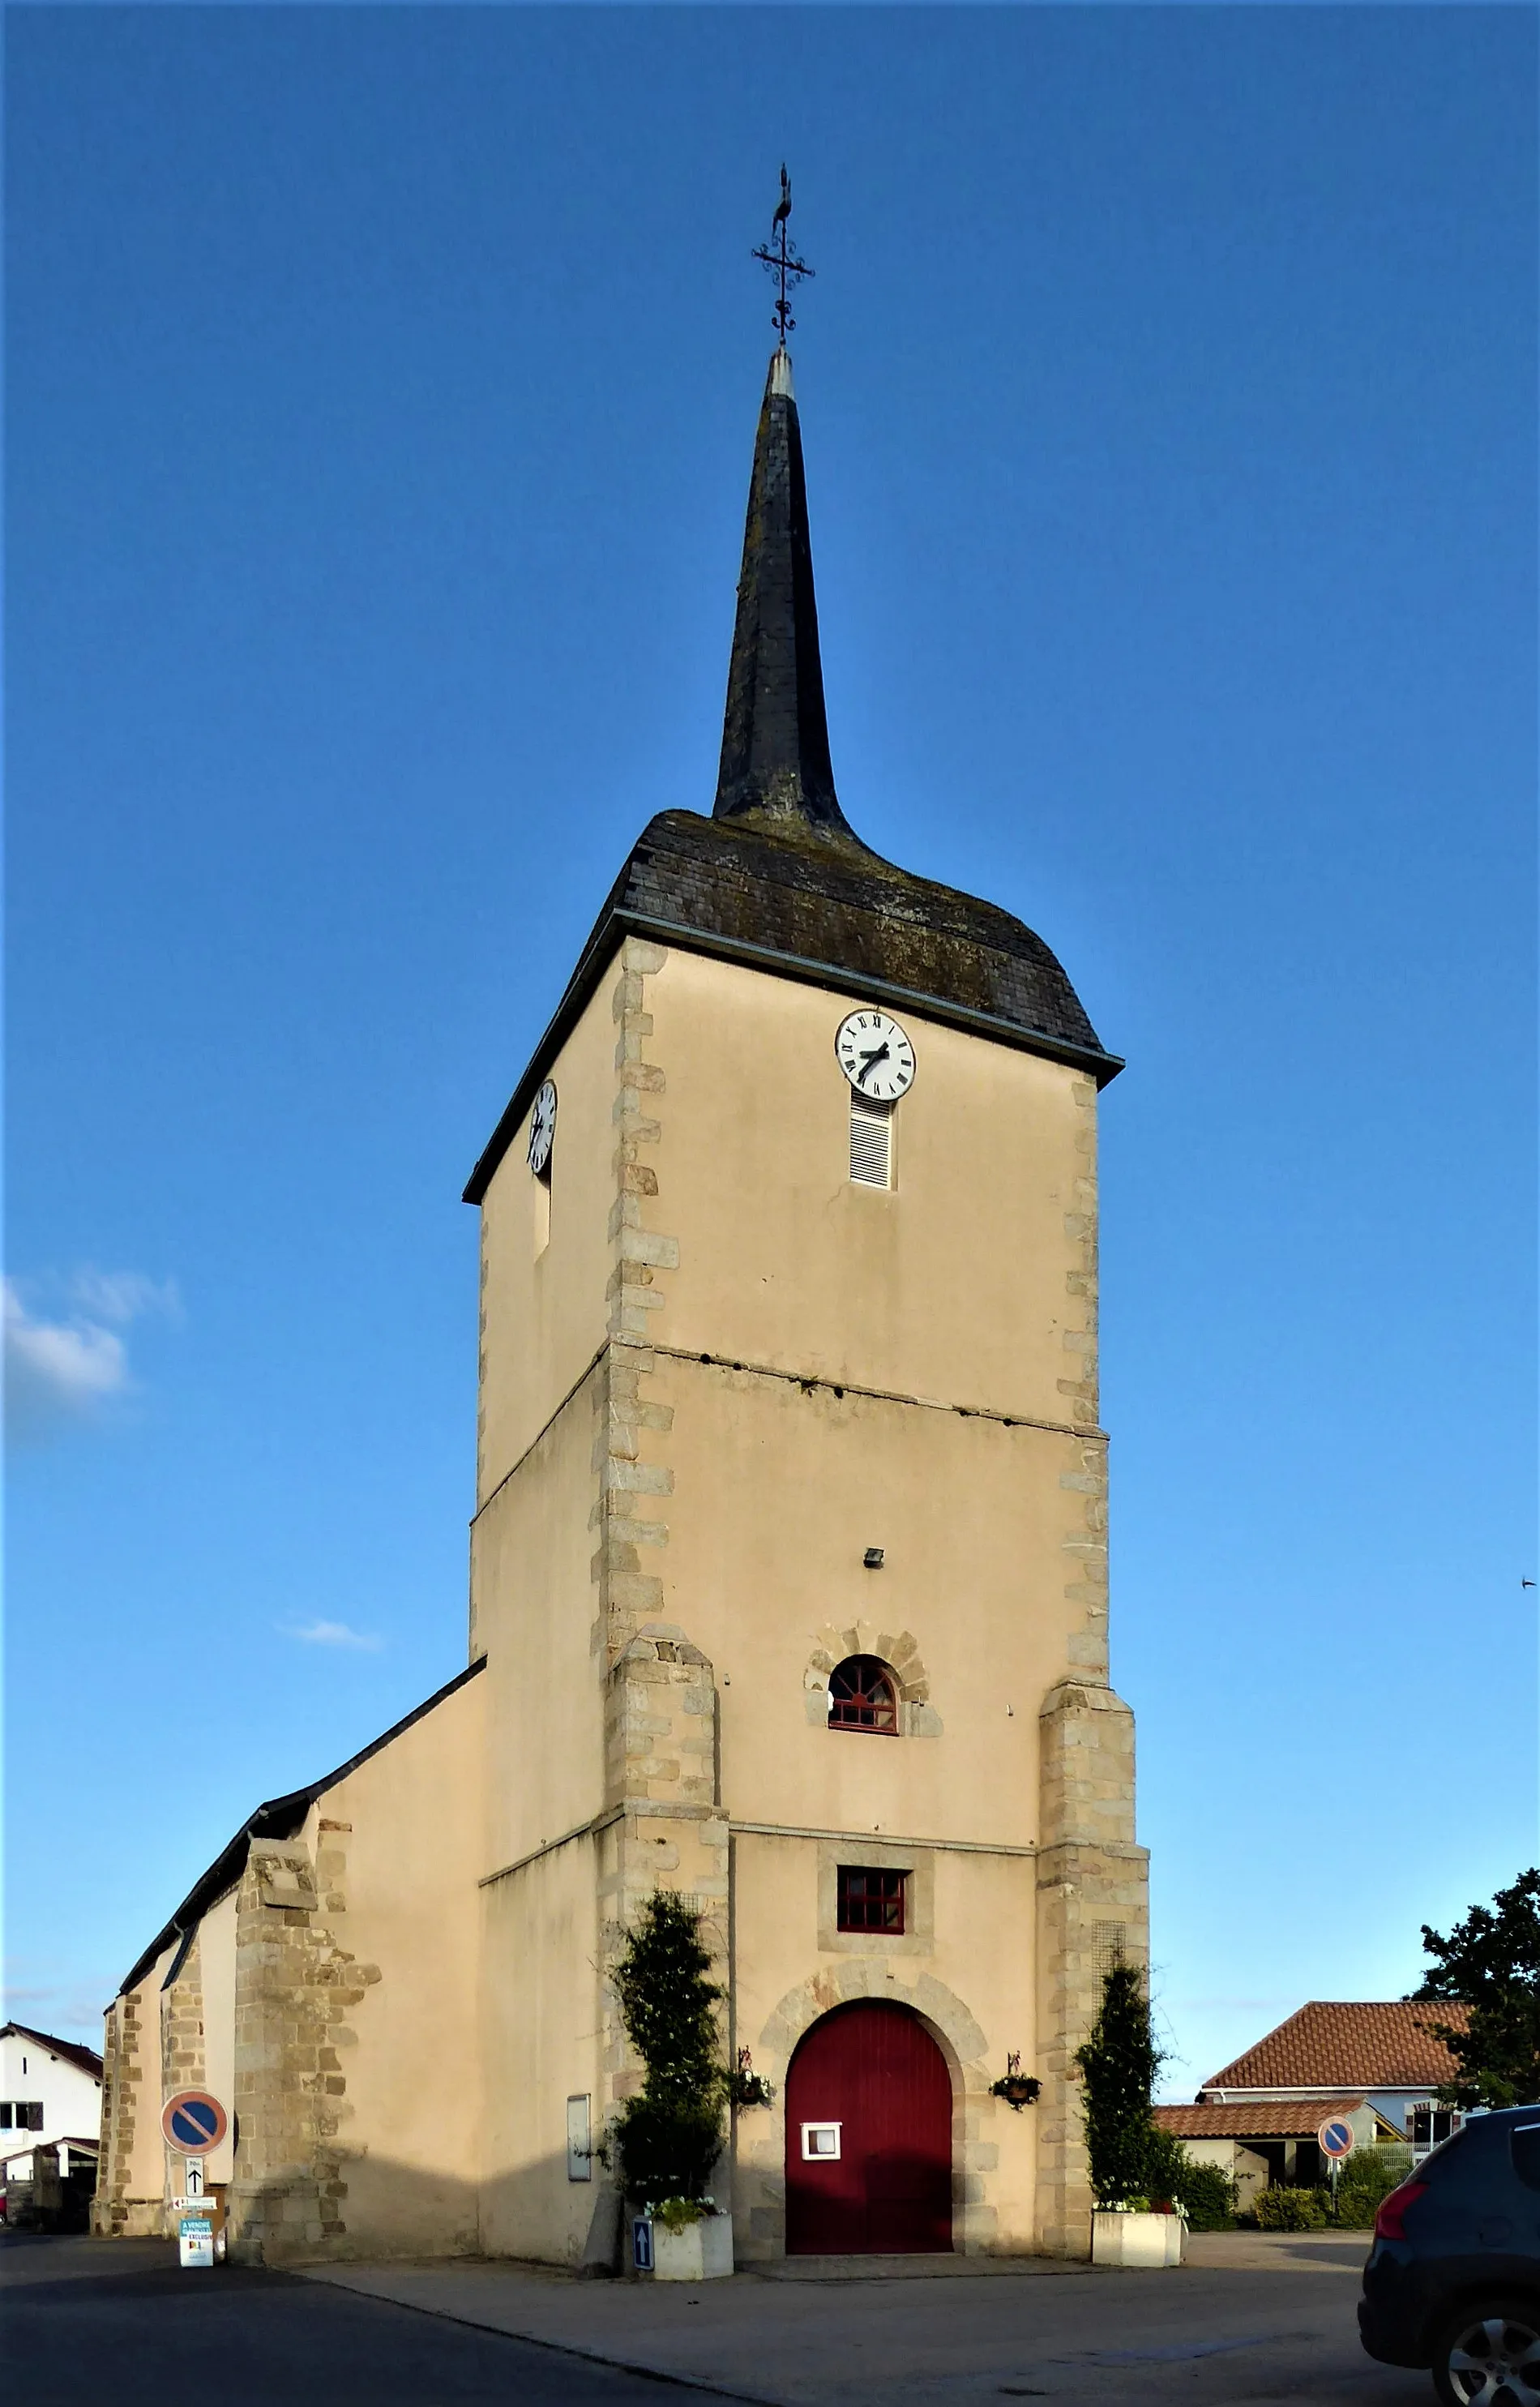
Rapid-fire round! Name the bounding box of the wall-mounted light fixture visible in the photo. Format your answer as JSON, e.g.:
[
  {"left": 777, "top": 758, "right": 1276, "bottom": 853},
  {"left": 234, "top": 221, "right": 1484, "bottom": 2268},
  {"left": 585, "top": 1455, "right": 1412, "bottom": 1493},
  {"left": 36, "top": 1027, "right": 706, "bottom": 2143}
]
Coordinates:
[{"left": 863, "top": 1547, "right": 884, "bottom": 1570}]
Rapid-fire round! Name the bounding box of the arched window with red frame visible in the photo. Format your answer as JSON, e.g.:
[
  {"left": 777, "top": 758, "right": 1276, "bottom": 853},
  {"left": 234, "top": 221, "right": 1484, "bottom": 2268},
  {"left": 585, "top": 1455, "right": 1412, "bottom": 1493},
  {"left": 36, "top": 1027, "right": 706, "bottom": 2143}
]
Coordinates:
[{"left": 828, "top": 1655, "right": 898, "bottom": 1735}]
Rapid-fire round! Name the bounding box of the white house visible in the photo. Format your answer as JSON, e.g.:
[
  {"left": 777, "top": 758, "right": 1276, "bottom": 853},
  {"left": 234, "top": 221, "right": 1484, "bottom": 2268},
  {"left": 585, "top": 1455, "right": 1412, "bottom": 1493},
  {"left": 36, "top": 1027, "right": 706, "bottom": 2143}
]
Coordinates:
[{"left": 0, "top": 2022, "right": 104, "bottom": 2183}]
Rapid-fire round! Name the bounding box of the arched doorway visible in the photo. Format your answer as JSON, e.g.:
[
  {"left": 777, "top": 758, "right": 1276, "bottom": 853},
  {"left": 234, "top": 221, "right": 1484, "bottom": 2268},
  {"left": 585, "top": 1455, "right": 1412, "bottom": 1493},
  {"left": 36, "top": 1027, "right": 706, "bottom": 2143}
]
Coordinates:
[{"left": 785, "top": 2000, "right": 952, "bottom": 2253}]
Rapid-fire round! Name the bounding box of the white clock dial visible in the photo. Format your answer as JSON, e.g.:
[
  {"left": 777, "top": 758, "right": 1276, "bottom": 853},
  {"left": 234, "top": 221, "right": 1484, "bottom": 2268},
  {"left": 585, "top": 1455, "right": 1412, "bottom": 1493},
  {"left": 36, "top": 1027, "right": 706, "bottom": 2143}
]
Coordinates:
[
  {"left": 835, "top": 1009, "right": 916, "bottom": 1103},
  {"left": 527, "top": 1080, "right": 557, "bottom": 1176}
]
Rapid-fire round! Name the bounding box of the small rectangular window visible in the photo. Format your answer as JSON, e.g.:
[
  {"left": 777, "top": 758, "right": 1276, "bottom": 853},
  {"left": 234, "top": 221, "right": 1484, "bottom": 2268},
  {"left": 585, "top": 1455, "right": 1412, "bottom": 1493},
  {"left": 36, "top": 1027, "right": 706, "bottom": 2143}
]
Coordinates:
[
  {"left": 1412, "top": 2105, "right": 1455, "bottom": 2149},
  {"left": 837, "top": 1866, "right": 907, "bottom": 1934},
  {"left": 849, "top": 1096, "right": 893, "bottom": 1188},
  {"left": 0, "top": 2105, "right": 11, "bottom": 2129},
  {"left": 802, "top": 2122, "right": 841, "bottom": 2160}
]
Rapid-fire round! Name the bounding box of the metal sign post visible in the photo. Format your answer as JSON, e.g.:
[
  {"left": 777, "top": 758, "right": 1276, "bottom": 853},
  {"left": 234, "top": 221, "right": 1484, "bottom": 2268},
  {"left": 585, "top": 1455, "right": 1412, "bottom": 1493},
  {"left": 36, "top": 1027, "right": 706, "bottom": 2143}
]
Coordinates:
[{"left": 161, "top": 2091, "right": 229, "bottom": 2270}]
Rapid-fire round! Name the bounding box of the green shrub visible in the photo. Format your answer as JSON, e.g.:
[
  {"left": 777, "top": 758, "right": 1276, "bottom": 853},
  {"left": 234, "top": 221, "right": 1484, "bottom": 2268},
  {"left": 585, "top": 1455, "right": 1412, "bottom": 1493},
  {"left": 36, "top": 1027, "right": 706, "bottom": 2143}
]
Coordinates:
[
  {"left": 1141, "top": 2130, "right": 1237, "bottom": 2229},
  {"left": 1254, "top": 2185, "right": 1331, "bottom": 2230},
  {"left": 1076, "top": 1962, "right": 1165, "bottom": 2204},
  {"left": 1334, "top": 2147, "right": 1414, "bottom": 2229},
  {"left": 607, "top": 1891, "right": 727, "bottom": 2210},
  {"left": 1175, "top": 2159, "right": 1240, "bottom": 2232}
]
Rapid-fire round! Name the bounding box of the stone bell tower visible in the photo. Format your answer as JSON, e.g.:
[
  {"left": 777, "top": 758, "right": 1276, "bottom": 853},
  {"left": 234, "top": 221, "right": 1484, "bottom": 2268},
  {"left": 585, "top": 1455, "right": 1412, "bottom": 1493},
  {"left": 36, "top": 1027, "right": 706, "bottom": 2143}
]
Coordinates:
[{"left": 464, "top": 338, "right": 1146, "bottom": 2265}]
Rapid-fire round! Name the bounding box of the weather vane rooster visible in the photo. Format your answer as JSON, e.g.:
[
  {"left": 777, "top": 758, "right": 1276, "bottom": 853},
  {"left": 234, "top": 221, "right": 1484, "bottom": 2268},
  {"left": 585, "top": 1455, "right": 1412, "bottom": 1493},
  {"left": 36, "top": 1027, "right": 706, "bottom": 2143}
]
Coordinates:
[{"left": 752, "top": 165, "right": 814, "bottom": 349}]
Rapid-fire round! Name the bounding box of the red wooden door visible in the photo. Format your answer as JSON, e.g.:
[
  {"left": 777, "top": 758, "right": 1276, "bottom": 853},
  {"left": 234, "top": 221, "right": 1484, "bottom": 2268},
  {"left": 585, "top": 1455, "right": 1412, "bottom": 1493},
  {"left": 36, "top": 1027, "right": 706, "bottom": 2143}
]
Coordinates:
[{"left": 785, "top": 2002, "right": 952, "bottom": 2253}]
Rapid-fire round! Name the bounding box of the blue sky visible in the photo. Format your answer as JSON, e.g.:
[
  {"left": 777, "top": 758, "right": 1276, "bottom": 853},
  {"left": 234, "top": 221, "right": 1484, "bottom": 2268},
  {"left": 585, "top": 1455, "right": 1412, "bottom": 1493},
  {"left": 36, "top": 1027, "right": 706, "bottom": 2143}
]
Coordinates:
[{"left": 6, "top": 7, "right": 1535, "bottom": 2096}]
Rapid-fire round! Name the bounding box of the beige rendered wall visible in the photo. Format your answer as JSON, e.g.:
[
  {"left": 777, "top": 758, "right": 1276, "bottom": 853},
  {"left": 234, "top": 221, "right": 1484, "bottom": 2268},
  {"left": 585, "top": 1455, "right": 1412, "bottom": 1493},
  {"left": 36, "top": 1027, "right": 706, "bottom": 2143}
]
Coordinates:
[
  {"left": 479, "top": 1838, "right": 607, "bottom": 2266},
  {"left": 636, "top": 1357, "right": 1105, "bottom": 1840},
  {"left": 199, "top": 1887, "right": 238, "bottom": 2187},
  {"left": 226, "top": 1669, "right": 486, "bottom": 2264},
  {"left": 307, "top": 1672, "right": 486, "bottom": 2256},
  {"left": 728, "top": 1830, "right": 1039, "bottom": 2256},
  {"left": 101, "top": 1942, "right": 175, "bottom": 2235},
  {"left": 640, "top": 948, "right": 1099, "bottom": 1422},
  {"left": 94, "top": 1959, "right": 173, "bottom": 2238},
  {"left": 472, "top": 1377, "right": 609, "bottom": 1872},
  {"left": 469, "top": 933, "right": 1139, "bottom": 2262},
  {"left": 472, "top": 936, "right": 1106, "bottom": 1736},
  {"left": 477, "top": 966, "right": 629, "bottom": 1505}
]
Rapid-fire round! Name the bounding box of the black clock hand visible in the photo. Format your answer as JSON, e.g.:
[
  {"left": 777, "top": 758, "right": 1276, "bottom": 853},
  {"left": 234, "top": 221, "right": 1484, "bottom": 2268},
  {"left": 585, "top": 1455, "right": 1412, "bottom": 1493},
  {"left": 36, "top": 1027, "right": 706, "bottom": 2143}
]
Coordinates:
[{"left": 858, "top": 1043, "right": 890, "bottom": 1082}]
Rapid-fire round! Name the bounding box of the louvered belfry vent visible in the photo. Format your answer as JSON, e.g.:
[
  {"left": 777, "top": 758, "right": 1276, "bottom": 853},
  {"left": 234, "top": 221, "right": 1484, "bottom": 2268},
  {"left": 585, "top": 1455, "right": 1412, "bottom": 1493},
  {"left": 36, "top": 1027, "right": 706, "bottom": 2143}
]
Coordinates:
[{"left": 849, "top": 1096, "right": 893, "bottom": 1188}]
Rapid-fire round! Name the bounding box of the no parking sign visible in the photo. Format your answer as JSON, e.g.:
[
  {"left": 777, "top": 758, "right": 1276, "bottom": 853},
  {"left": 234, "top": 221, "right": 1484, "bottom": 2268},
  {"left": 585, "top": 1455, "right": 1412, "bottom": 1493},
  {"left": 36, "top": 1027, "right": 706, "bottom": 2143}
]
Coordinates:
[
  {"left": 161, "top": 2090, "right": 228, "bottom": 2155},
  {"left": 1318, "top": 2116, "right": 1356, "bottom": 2161}
]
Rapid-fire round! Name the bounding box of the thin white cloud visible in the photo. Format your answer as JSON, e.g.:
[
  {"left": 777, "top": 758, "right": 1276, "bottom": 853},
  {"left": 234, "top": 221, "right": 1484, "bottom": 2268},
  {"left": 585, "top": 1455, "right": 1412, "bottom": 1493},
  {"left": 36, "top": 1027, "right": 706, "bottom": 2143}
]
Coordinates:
[
  {"left": 5, "top": 1281, "right": 128, "bottom": 1428},
  {"left": 4, "top": 1270, "right": 179, "bottom": 1443},
  {"left": 2, "top": 1977, "right": 111, "bottom": 2037},
  {"left": 286, "top": 1619, "right": 384, "bottom": 1653},
  {"left": 71, "top": 1268, "right": 181, "bottom": 1325}
]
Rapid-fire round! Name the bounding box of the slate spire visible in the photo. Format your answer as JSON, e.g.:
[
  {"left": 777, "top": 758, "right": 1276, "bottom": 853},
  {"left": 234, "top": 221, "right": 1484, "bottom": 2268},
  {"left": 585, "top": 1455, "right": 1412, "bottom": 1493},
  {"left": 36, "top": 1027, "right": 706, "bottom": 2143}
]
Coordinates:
[{"left": 712, "top": 351, "right": 854, "bottom": 837}]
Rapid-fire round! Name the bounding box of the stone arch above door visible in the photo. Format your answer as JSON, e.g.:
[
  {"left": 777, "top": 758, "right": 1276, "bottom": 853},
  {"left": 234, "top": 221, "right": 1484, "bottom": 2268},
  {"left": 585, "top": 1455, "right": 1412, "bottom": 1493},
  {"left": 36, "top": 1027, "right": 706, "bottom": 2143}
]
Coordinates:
[
  {"left": 758, "top": 1959, "right": 988, "bottom": 2092},
  {"left": 731, "top": 1962, "right": 1001, "bottom": 2259}
]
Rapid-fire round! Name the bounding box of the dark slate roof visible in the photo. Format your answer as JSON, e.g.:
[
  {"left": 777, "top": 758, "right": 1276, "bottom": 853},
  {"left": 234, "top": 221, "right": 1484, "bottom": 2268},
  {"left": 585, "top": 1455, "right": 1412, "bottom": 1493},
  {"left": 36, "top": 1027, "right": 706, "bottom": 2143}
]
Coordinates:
[
  {"left": 713, "top": 349, "right": 848, "bottom": 833},
  {"left": 0, "top": 2024, "right": 104, "bottom": 2082},
  {"left": 464, "top": 349, "right": 1120, "bottom": 1206},
  {"left": 116, "top": 1658, "right": 486, "bottom": 1998}
]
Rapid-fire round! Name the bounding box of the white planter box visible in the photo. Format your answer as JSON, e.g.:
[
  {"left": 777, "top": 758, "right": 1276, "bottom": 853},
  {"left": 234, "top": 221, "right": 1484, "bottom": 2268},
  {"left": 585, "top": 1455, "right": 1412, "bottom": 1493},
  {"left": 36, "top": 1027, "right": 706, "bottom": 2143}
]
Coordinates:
[
  {"left": 1092, "top": 2209, "right": 1185, "bottom": 2268},
  {"left": 648, "top": 2212, "right": 734, "bottom": 2281}
]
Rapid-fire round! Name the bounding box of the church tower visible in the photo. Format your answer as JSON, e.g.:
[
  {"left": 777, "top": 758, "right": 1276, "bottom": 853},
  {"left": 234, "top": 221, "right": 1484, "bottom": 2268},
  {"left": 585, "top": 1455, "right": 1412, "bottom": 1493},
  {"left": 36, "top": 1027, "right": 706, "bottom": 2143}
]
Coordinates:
[{"left": 465, "top": 340, "right": 1146, "bottom": 2264}]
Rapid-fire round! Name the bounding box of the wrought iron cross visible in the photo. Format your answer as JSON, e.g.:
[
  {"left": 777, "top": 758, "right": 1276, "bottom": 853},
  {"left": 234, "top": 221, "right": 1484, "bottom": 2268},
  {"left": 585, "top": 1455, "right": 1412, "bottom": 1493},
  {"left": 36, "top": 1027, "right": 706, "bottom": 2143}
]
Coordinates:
[{"left": 752, "top": 165, "right": 814, "bottom": 347}]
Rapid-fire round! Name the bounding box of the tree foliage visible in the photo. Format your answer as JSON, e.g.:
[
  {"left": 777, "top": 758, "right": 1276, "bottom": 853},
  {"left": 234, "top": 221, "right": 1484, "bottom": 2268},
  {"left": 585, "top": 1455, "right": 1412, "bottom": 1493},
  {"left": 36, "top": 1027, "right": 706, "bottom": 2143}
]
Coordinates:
[
  {"left": 1145, "top": 2135, "right": 1237, "bottom": 2229},
  {"left": 1414, "top": 1868, "right": 1540, "bottom": 2109},
  {"left": 1075, "top": 1960, "right": 1165, "bottom": 2204},
  {"left": 609, "top": 1890, "right": 728, "bottom": 2208},
  {"left": 1073, "top": 1962, "right": 1232, "bottom": 2221}
]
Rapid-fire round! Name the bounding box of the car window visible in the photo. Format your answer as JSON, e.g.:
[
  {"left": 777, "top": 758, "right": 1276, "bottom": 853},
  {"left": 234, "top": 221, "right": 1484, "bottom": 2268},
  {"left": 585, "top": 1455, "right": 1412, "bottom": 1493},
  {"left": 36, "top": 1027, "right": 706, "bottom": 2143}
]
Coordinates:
[{"left": 1512, "top": 2123, "right": 1540, "bottom": 2191}]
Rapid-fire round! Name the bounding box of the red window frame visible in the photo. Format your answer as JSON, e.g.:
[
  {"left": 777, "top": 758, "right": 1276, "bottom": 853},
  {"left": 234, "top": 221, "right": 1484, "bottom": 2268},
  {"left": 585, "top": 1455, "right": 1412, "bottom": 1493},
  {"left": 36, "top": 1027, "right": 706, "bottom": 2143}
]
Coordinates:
[
  {"left": 837, "top": 1866, "right": 907, "bottom": 1934},
  {"left": 828, "top": 1655, "right": 898, "bottom": 1736}
]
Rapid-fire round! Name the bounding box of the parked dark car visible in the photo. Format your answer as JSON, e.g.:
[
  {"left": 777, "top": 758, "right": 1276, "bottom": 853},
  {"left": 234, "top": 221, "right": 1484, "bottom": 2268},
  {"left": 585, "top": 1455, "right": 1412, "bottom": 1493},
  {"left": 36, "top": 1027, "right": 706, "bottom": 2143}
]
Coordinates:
[{"left": 1360, "top": 2105, "right": 1540, "bottom": 2404}]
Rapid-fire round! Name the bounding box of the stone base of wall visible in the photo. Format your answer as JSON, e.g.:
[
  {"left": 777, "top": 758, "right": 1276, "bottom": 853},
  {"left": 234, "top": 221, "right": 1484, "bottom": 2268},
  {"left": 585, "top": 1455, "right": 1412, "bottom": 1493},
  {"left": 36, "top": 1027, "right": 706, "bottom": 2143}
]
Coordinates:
[
  {"left": 90, "top": 2196, "right": 167, "bottom": 2239},
  {"left": 225, "top": 2174, "right": 326, "bottom": 2264}
]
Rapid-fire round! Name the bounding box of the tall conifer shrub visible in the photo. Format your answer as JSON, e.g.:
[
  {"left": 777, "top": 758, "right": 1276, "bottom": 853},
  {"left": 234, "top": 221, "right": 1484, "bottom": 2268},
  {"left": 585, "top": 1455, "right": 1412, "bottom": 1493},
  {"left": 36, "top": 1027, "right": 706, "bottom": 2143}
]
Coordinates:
[
  {"left": 1075, "top": 1959, "right": 1164, "bottom": 2204},
  {"left": 609, "top": 1890, "right": 728, "bottom": 2216}
]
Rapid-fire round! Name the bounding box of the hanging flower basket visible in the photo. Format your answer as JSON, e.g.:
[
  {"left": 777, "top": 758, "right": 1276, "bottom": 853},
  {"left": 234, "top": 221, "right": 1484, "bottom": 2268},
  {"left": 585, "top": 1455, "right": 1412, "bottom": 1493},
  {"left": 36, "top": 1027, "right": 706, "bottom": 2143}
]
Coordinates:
[
  {"left": 728, "top": 2049, "right": 774, "bottom": 2109},
  {"left": 990, "top": 2073, "right": 1042, "bottom": 2112}
]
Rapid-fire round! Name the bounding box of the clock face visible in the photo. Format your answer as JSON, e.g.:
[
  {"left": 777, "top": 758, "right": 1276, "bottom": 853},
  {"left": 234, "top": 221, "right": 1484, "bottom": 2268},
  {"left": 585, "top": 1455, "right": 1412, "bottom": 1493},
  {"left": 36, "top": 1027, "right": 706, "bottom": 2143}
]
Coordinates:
[
  {"left": 835, "top": 1009, "right": 916, "bottom": 1103},
  {"left": 527, "top": 1080, "right": 557, "bottom": 1176}
]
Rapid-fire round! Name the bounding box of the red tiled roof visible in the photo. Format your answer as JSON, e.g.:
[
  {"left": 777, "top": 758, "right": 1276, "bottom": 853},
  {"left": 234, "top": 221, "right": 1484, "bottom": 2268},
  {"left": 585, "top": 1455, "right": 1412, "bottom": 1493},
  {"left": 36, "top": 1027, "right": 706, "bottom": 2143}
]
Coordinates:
[
  {"left": 0, "top": 2023, "right": 103, "bottom": 2082},
  {"left": 1203, "top": 2002, "right": 1466, "bottom": 2093},
  {"left": 1154, "top": 2095, "right": 1380, "bottom": 2139}
]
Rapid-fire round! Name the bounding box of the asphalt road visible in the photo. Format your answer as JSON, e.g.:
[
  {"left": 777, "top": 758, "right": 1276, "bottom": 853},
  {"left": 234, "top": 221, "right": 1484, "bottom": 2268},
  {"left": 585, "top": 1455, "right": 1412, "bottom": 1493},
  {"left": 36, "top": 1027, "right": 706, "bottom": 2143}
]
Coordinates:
[
  {"left": 2, "top": 2233, "right": 1435, "bottom": 2407},
  {"left": 0, "top": 2238, "right": 689, "bottom": 2406}
]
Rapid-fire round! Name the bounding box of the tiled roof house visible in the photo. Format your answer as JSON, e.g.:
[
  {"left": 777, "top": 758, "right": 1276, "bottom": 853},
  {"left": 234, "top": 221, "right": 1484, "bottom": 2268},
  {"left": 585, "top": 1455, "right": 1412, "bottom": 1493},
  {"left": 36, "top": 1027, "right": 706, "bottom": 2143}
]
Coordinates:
[
  {"left": 1199, "top": 2001, "right": 1467, "bottom": 2101},
  {"left": 1152, "top": 2002, "right": 1470, "bottom": 2198}
]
